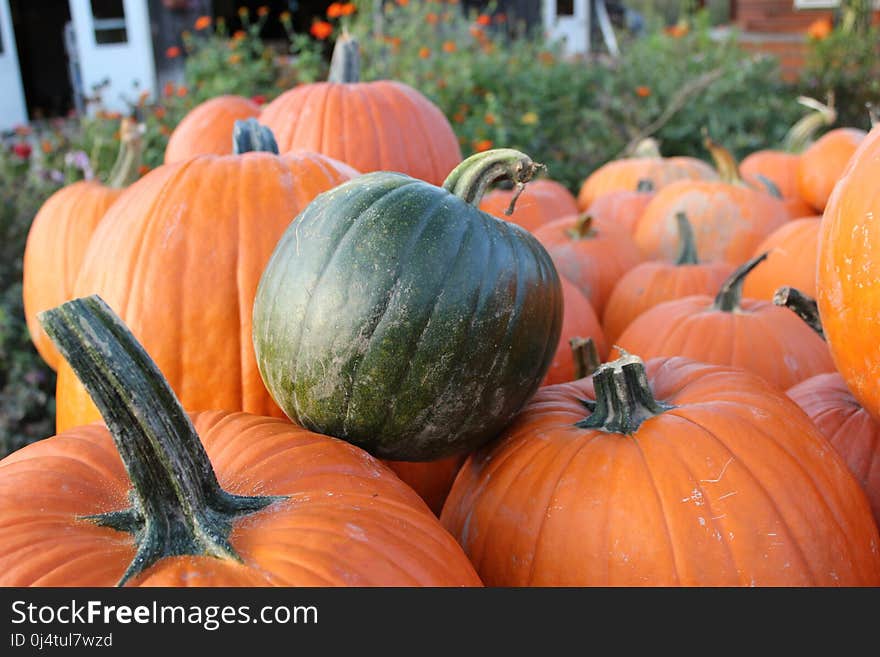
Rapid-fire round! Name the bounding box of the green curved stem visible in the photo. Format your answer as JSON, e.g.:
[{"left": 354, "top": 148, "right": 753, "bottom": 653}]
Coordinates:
[
  {"left": 702, "top": 129, "right": 743, "bottom": 185},
  {"left": 773, "top": 286, "right": 825, "bottom": 339},
  {"left": 442, "top": 148, "right": 544, "bottom": 211},
  {"left": 39, "top": 296, "right": 283, "bottom": 586},
  {"left": 674, "top": 212, "right": 699, "bottom": 265},
  {"left": 570, "top": 337, "right": 602, "bottom": 380},
  {"left": 233, "top": 118, "right": 280, "bottom": 155},
  {"left": 576, "top": 351, "right": 673, "bottom": 435},
  {"left": 713, "top": 252, "right": 768, "bottom": 312},
  {"left": 328, "top": 31, "right": 360, "bottom": 84},
  {"left": 782, "top": 96, "right": 837, "bottom": 154},
  {"left": 106, "top": 118, "right": 144, "bottom": 189}
]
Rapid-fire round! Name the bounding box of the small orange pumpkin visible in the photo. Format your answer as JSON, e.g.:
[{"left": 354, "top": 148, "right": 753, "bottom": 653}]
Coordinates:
[
  {"left": 164, "top": 95, "right": 262, "bottom": 163},
  {"left": 581, "top": 183, "right": 655, "bottom": 234},
  {"left": 742, "top": 217, "right": 820, "bottom": 301}
]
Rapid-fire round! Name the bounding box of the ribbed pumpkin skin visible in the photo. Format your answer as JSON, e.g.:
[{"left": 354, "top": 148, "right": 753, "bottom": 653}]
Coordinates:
[
  {"left": 260, "top": 81, "right": 462, "bottom": 185},
  {"left": 740, "top": 150, "right": 815, "bottom": 220},
  {"left": 544, "top": 277, "right": 608, "bottom": 386},
  {"left": 533, "top": 214, "right": 642, "bottom": 317},
  {"left": 55, "top": 151, "right": 358, "bottom": 432},
  {"left": 441, "top": 358, "right": 880, "bottom": 586},
  {"left": 479, "top": 179, "right": 578, "bottom": 233},
  {"left": 583, "top": 189, "right": 654, "bottom": 234},
  {"left": 633, "top": 181, "right": 789, "bottom": 264},
  {"left": 253, "top": 172, "right": 563, "bottom": 461},
  {"left": 383, "top": 456, "right": 467, "bottom": 516},
  {"left": 817, "top": 125, "right": 880, "bottom": 420},
  {"left": 577, "top": 156, "right": 717, "bottom": 210},
  {"left": 615, "top": 296, "right": 834, "bottom": 390},
  {"left": 602, "top": 260, "right": 734, "bottom": 345},
  {"left": 798, "top": 128, "right": 866, "bottom": 212},
  {"left": 742, "top": 217, "right": 820, "bottom": 301},
  {"left": 788, "top": 373, "right": 880, "bottom": 525},
  {"left": 22, "top": 182, "right": 122, "bottom": 370},
  {"left": 164, "top": 95, "right": 262, "bottom": 164},
  {"left": 0, "top": 411, "right": 482, "bottom": 586}
]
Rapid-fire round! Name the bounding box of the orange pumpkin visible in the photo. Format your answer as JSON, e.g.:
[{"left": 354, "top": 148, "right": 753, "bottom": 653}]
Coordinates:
[
  {"left": 55, "top": 121, "right": 358, "bottom": 433},
  {"left": 742, "top": 217, "right": 820, "bottom": 301},
  {"left": 164, "top": 95, "right": 261, "bottom": 164},
  {"left": 478, "top": 178, "right": 578, "bottom": 233},
  {"left": 543, "top": 277, "right": 608, "bottom": 386},
  {"left": 615, "top": 254, "right": 834, "bottom": 390},
  {"left": 260, "top": 35, "right": 461, "bottom": 185},
  {"left": 533, "top": 214, "right": 642, "bottom": 317},
  {"left": 23, "top": 118, "right": 144, "bottom": 370},
  {"left": 0, "top": 296, "right": 481, "bottom": 587},
  {"left": 797, "top": 127, "right": 867, "bottom": 212},
  {"left": 788, "top": 372, "right": 880, "bottom": 525},
  {"left": 581, "top": 185, "right": 655, "bottom": 234},
  {"left": 441, "top": 353, "right": 880, "bottom": 586},
  {"left": 817, "top": 124, "right": 880, "bottom": 420},
  {"left": 633, "top": 136, "right": 789, "bottom": 264},
  {"left": 602, "top": 213, "right": 733, "bottom": 344},
  {"left": 576, "top": 139, "right": 717, "bottom": 210}
]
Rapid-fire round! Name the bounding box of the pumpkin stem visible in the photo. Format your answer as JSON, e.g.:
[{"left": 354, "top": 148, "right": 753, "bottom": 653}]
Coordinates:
[
  {"left": 233, "top": 118, "right": 280, "bottom": 155},
  {"left": 702, "top": 129, "right": 743, "bottom": 185},
  {"left": 38, "top": 295, "right": 283, "bottom": 586},
  {"left": 712, "top": 252, "right": 768, "bottom": 312},
  {"left": 782, "top": 96, "right": 837, "bottom": 154},
  {"left": 564, "top": 213, "right": 596, "bottom": 240},
  {"left": 442, "top": 148, "right": 544, "bottom": 212},
  {"left": 674, "top": 212, "right": 699, "bottom": 265},
  {"left": 106, "top": 118, "right": 145, "bottom": 189},
  {"left": 328, "top": 31, "right": 360, "bottom": 84},
  {"left": 636, "top": 178, "right": 655, "bottom": 192},
  {"left": 570, "top": 336, "right": 601, "bottom": 380},
  {"left": 576, "top": 351, "right": 673, "bottom": 434},
  {"left": 773, "top": 286, "right": 825, "bottom": 340},
  {"left": 632, "top": 138, "right": 662, "bottom": 159}
]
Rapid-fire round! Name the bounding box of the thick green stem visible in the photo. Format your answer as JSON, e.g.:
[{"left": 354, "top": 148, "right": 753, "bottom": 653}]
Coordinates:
[
  {"left": 703, "top": 130, "right": 744, "bottom": 185},
  {"left": 570, "top": 337, "right": 601, "bottom": 380},
  {"left": 565, "top": 213, "right": 596, "bottom": 240},
  {"left": 782, "top": 96, "right": 837, "bottom": 154},
  {"left": 674, "top": 212, "right": 699, "bottom": 265},
  {"left": 442, "top": 148, "right": 544, "bottom": 212},
  {"left": 106, "top": 118, "right": 144, "bottom": 189},
  {"left": 773, "top": 286, "right": 825, "bottom": 340},
  {"left": 576, "top": 352, "right": 673, "bottom": 434},
  {"left": 233, "top": 118, "right": 280, "bottom": 155},
  {"left": 38, "top": 296, "right": 282, "bottom": 586},
  {"left": 713, "top": 252, "right": 768, "bottom": 312},
  {"left": 328, "top": 32, "right": 361, "bottom": 83}
]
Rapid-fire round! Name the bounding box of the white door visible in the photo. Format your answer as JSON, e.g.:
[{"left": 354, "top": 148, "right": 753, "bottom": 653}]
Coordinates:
[
  {"left": 543, "top": 0, "right": 589, "bottom": 55},
  {"left": 0, "top": 0, "right": 28, "bottom": 130},
  {"left": 68, "top": 0, "right": 156, "bottom": 114}
]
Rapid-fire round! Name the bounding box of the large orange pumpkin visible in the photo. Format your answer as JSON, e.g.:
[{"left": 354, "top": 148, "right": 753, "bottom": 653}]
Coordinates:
[
  {"left": 788, "top": 372, "right": 880, "bottom": 526},
  {"left": 817, "top": 124, "right": 880, "bottom": 419},
  {"left": 533, "top": 213, "right": 642, "bottom": 317},
  {"left": 602, "top": 213, "right": 733, "bottom": 344},
  {"left": 798, "top": 127, "right": 867, "bottom": 212},
  {"left": 543, "top": 277, "right": 608, "bottom": 386},
  {"left": 0, "top": 296, "right": 481, "bottom": 587},
  {"left": 23, "top": 118, "right": 144, "bottom": 370},
  {"left": 633, "top": 137, "right": 789, "bottom": 264},
  {"left": 164, "top": 95, "right": 262, "bottom": 164},
  {"left": 742, "top": 217, "right": 820, "bottom": 301},
  {"left": 576, "top": 139, "right": 717, "bottom": 210},
  {"left": 615, "top": 254, "right": 834, "bottom": 390},
  {"left": 260, "top": 35, "right": 461, "bottom": 185},
  {"left": 478, "top": 178, "right": 577, "bottom": 233},
  {"left": 55, "top": 121, "right": 358, "bottom": 432},
  {"left": 441, "top": 353, "right": 880, "bottom": 586},
  {"left": 581, "top": 185, "right": 655, "bottom": 234}
]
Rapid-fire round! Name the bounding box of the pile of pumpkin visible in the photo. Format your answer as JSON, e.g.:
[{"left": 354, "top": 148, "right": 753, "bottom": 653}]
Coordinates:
[{"left": 3, "top": 38, "right": 880, "bottom": 587}]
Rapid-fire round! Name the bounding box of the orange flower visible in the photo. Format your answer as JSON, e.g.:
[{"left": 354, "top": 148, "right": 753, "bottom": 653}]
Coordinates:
[
  {"left": 154, "top": 106, "right": 167, "bottom": 119},
  {"left": 165, "top": 45, "right": 181, "bottom": 58},
  {"left": 636, "top": 86, "right": 651, "bottom": 98},
  {"left": 484, "top": 113, "right": 496, "bottom": 125},
  {"left": 138, "top": 165, "right": 151, "bottom": 176},
  {"left": 233, "top": 30, "right": 246, "bottom": 40},
  {"left": 160, "top": 125, "right": 171, "bottom": 136},
  {"left": 237, "top": 6, "right": 249, "bottom": 18},
  {"left": 476, "top": 14, "right": 491, "bottom": 26},
  {"left": 194, "top": 15, "right": 211, "bottom": 31},
  {"left": 469, "top": 26, "right": 484, "bottom": 39},
  {"left": 473, "top": 139, "right": 493, "bottom": 152},
  {"left": 437, "top": 78, "right": 447, "bottom": 89},
  {"left": 495, "top": 13, "right": 506, "bottom": 23},
  {"left": 426, "top": 12, "right": 438, "bottom": 24},
  {"left": 228, "top": 54, "right": 242, "bottom": 64},
  {"left": 419, "top": 46, "right": 431, "bottom": 58},
  {"left": 176, "top": 85, "right": 189, "bottom": 97},
  {"left": 327, "top": 3, "right": 344, "bottom": 18},
  {"left": 41, "top": 140, "right": 52, "bottom": 154},
  {"left": 396, "top": 0, "right": 409, "bottom": 5},
  {"left": 664, "top": 22, "right": 689, "bottom": 38},
  {"left": 310, "top": 20, "right": 333, "bottom": 40},
  {"left": 257, "top": 5, "right": 269, "bottom": 17},
  {"left": 280, "top": 10, "right": 291, "bottom": 23},
  {"left": 453, "top": 111, "right": 465, "bottom": 123},
  {"left": 442, "top": 40, "right": 456, "bottom": 53},
  {"left": 538, "top": 51, "right": 554, "bottom": 65},
  {"left": 807, "top": 18, "right": 832, "bottom": 40},
  {"left": 163, "top": 81, "right": 175, "bottom": 97}
]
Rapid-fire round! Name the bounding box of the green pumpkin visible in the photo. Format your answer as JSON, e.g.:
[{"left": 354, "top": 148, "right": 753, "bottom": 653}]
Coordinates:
[{"left": 253, "top": 149, "right": 563, "bottom": 460}]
